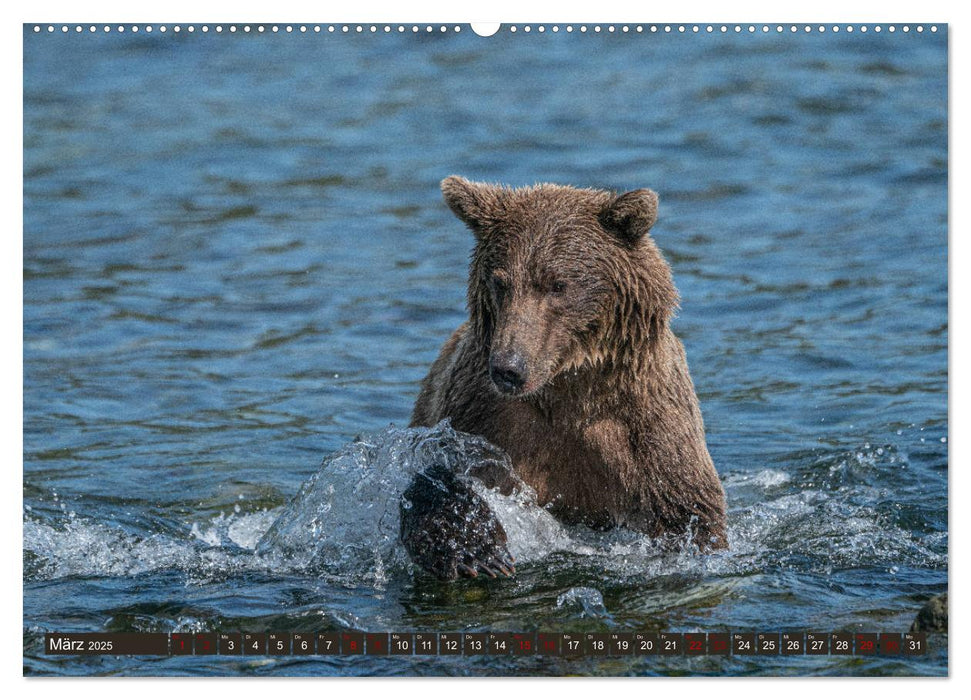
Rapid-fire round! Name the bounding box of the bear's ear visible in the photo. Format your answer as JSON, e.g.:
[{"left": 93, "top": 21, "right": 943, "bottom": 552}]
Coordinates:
[
  {"left": 599, "top": 189, "right": 659, "bottom": 245},
  {"left": 441, "top": 175, "right": 506, "bottom": 232}
]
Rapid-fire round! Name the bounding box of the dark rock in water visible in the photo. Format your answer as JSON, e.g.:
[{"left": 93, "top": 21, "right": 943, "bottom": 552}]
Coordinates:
[
  {"left": 911, "top": 592, "right": 947, "bottom": 633},
  {"left": 400, "top": 462, "right": 515, "bottom": 581}
]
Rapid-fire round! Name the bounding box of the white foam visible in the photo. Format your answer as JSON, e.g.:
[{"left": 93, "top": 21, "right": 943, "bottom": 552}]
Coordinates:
[{"left": 23, "top": 434, "right": 946, "bottom": 586}]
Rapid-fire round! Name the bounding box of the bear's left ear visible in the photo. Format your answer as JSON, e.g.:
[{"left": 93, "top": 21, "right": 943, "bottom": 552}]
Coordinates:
[
  {"left": 599, "top": 189, "right": 659, "bottom": 245},
  {"left": 441, "top": 175, "right": 507, "bottom": 233}
]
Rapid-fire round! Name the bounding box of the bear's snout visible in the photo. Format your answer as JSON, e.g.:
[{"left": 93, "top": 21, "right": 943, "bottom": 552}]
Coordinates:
[{"left": 489, "top": 350, "right": 529, "bottom": 395}]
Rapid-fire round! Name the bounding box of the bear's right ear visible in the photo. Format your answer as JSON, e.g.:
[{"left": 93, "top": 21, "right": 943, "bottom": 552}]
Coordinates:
[
  {"left": 599, "top": 189, "right": 659, "bottom": 246},
  {"left": 441, "top": 176, "right": 506, "bottom": 232}
]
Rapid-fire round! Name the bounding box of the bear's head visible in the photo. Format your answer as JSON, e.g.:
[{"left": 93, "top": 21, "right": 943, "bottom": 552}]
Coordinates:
[{"left": 441, "top": 175, "right": 679, "bottom": 397}]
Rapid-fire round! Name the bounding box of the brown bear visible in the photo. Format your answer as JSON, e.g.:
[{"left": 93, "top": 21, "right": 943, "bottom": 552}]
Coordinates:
[{"left": 402, "top": 176, "right": 727, "bottom": 580}]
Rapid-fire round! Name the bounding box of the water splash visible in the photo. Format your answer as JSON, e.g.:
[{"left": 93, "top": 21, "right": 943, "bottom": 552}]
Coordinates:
[
  {"left": 190, "top": 509, "right": 279, "bottom": 550},
  {"left": 23, "top": 505, "right": 277, "bottom": 582},
  {"left": 556, "top": 586, "right": 609, "bottom": 618},
  {"left": 23, "top": 430, "right": 946, "bottom": 589},
  {"left": 254, "top": 421, "right": 518, "bottom": 583}
]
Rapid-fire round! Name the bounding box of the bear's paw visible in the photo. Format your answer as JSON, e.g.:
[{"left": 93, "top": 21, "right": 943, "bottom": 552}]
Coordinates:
[{"left": 400, "top": 462, "right": 515, "bottom": 581}]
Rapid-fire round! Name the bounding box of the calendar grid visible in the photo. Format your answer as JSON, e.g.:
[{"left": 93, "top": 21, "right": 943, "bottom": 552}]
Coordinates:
[{"left": 44, "top": 631, "right": 927, "bottom": 657}]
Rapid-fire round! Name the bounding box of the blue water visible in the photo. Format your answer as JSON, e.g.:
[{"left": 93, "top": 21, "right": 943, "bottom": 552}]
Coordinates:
[{"left": 23, "top": 25, "right": 947, "bottom": 676}]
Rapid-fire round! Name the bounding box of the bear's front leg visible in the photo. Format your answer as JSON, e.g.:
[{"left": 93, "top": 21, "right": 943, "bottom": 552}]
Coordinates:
[{"left": 400, "top": 462, "right": 515, "bottom": 581}]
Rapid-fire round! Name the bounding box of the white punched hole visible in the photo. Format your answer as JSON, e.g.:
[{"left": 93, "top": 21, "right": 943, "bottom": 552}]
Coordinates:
[{"left": 471, "top": 23, "right": 501, "bottom": 37}]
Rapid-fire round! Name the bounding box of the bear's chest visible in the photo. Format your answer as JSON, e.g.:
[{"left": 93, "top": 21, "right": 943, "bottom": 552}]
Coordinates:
[{"left": 488, "top": 400, "right": 630, "bottom": 524}]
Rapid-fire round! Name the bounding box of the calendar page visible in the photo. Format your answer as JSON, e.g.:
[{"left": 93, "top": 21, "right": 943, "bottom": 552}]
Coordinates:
[{"left": 23, "top": 20, "right": 947, "bottom": 677}]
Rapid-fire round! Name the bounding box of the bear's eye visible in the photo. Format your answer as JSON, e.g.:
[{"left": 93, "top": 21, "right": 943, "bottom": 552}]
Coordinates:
[{"left": 550, "top": 280, "right": 568, "bottom": 295}]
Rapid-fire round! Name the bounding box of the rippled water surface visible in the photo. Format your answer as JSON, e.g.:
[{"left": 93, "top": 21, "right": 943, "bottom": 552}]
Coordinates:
[{"left": 23, "top": 26, "right": 947, "bottom": 676}]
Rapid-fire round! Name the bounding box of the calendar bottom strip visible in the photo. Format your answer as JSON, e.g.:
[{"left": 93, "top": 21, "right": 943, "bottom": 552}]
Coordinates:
[{"left": 44, "top": 631, "right": 928, "bottom": 657}]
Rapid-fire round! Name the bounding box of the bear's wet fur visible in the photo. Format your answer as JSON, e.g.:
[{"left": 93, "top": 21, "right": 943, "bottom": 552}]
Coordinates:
[
  {"left": 404, "top": 176, "right": 728, "bottom": 580},
  {"left": 399, "top": 462, "right": 515, "bottom": 580}
]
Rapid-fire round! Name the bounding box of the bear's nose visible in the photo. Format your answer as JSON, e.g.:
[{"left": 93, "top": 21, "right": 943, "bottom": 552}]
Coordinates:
[{"left": 489, "top": 352, "right": 528, "bottom": 394}]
